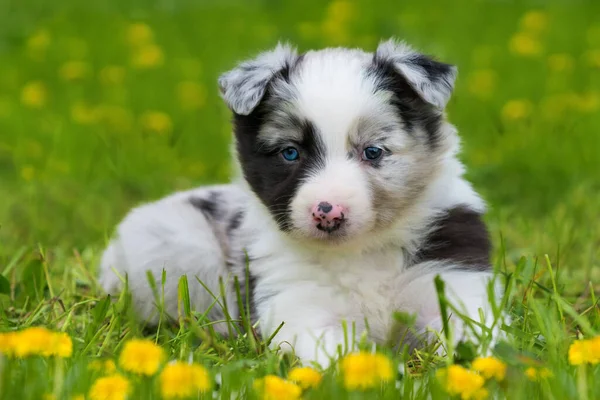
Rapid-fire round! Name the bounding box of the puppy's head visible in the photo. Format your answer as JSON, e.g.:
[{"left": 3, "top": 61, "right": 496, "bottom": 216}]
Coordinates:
[{"left": 219, "top": 39, "right": 458, "bottom": 245}]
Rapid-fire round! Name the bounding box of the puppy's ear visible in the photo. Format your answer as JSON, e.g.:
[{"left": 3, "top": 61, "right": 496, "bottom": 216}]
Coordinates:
[
  {"left": 375, "top": 39, "right": 457, "bottom": 109},
  {"left": 218, "top": 43, "right": 298, "bottom": 115}
]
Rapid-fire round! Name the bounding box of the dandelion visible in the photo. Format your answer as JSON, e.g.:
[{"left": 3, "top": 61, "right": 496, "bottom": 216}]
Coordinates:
[
  {"left": 547, "top": 53, "right": 574, "bottom": 72},
  {"left": 126, "top": 22, "right": 153, "bottom": 47},
  {"left": 253, "top": 375, "right": 302, "bottom": 400},
  {"left": 321, "top": 0, "right": 355, "bottom": 44},
  {"left": 519, "top": 11, "right": 548, "bottom": 33},
  {"left": 288, "top": 367, "right": 322, "bottom": 389},
  {"left": 12, "top": 327, "right": 53, "bottom": 357},
  {"left": 0, "top": 332, "right": 17, "bottom": 356},
  {"left": 525, "top": 367, "right": 553, "bottom": 381},
  {"left": 20, "top": 166, "right": 35, "bottom": 181},
  {"left": 27, "top": 30, "right": 51, "bottom": 61},
  {"left": 140, "top": 111, "right": 173, "bottom": 135},
  {"left": 99, "top": 66, "right": 126, "bottom": 85},
  {"left": 89, "top": 359, "right": 117, "bottom": 375},
  {"left": 466, "top": 69, "right": 497, "bottom": 99},
  {"left": 177, "top": 81, "right": 206, "bottom": 111},
  {"left": 472, "top": 357, "right": 506, "bottom": 381},
  {"left": 71, "top": 102, "right": 100, "bottom": 125},
  {"left": 340, "top": 351, "right": 393, "bottom": 390},
  {"left": 21, "top": 81, "right": 47, "bottom": 108},
  {"left": 27, "top": 29, "right": 51, "bottom": 52},
  {"left": 52, "top": 332, "right": 73, "bottom": 358},
  {"left": 160, "top": 361, "right": 212, "bottom": 399},
  {"left": 509, "top": 33, "right": 543, "bottom": 57},
  {"left": 437, "top": 365, "right": 487, "bottom": 400},
  {"left": 568, "top": 336, "right": 600, "bottom": 365},
  {"left": 501, "top": 99, "right": 533, "bottom": 121},
  {"left": 130, "top": 44, "right": 164, "bottom": 69},
  {"left": 119, "top": 339, "right": 165, "bottom": 376},
  {"left": 89, "top": 374, "right": 131, "bottom": 400},
  {"left": 59, "top": 61, "right": 91, "bottom": 81},
  {"left": 571, "top": 92, "right": 600, "bottom": 113}
]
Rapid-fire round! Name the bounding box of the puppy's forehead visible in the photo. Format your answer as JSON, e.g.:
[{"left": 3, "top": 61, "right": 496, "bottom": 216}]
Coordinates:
[{"left": 290, "top": 49, "right": 389, "bottom": 136}]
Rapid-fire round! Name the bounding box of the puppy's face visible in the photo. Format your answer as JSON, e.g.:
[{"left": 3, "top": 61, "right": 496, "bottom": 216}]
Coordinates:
[{"left": 220, "top": 40, "right": 457, "bottom": 245}]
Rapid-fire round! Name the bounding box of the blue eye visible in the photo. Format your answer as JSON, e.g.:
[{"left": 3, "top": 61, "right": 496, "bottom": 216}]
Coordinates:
[
  {"left": 362, "top": 146, "right": 383, "bottom": 161},
  {"left": 282, "top": 147, "right": 299, "bottom": 161}
]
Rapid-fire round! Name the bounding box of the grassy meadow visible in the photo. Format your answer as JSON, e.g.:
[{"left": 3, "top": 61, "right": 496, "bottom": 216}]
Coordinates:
[{"left": 0, "top": 0, "right": 599, "bottom": 398}]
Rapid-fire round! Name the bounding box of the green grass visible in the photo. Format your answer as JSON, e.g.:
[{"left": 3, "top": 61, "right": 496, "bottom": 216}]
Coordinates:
[{"left": 1, "top": 0, "right": 599, "bottom": 398}]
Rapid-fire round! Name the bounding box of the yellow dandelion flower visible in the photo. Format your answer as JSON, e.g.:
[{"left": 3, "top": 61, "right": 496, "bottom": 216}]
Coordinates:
[
  {"left": 99, "top": 66, "right": 126, "bottom": 85},
  {"left": 547, "top": 53, "right": 574, "bottom": 72},
  {"left": 118, "top": 338, "right": 165, "bottom": 376},
  {"left": 525, "top": 367, "right": 553, "bottom": 381},
  {"left": 253, "top": 375, "right": 302, "bottom": 400},
  {"left": 501, "top": 99, "right": 533, "bottom": 121},
  {"left": 52, "top": 332, "right": 73, "bottom": 358},
  {"left": 472, "top": 357, "right": 506, "bottom": 381},
  {"left": 572, "top": 92, "right": 600, "bottom": 113},
  {"left": 340, "top": 352, "right": 393, "bottom": 390},
  {"left": 59, "top": 61, "right": 91, "bottom": 81},
  {"left": 569, "top": 337, "right": 600, "bottom": 365},
  {"left": 140, "top": 111, "right": 172, "bottom": 135},
  {"left": 160, "top": 361, "right": 211, "bottom": 399},
  {"left": 437, "top": 365, "right": 486, "bottom": 400},
  {"left": 0, "top": 332, "right": 17, "bottom": 357},
  {"left": 584, "top": 49, "right": 600, "bottom": 68},
  {"left": 288, "top": 367, "right": 322, "bottom": 390},
  {"left": 27, "top": 29, "right": 51, "bottom": 52},
  {"left": 130, "top": 44, "right": 164, "bottom": 69},
  {"left": 509, "top": 33, "right": 543, "bottom": 57},
  {"left": 20, "top": 165, "right": 35, "bottom": 181},
  {"left": 176, "top": 81, "right": 206, "bottom": 111},
  {"left": 321, "top": 0, "right": 355, "bottom": 44},
  {"left": 89, "top": 359, "right": 118, "bottom": 375},
  {"left": 13, "top": 327, "right": 54, "bottom": 357},
  {"left": 466, "top": 69, "right": 498, "bottom": 99},
  {"left": 126, "top": 22, "right": 153, "bottom": 47},
  {"left": 71, "top": 102, "right": 100, "bottom": 125},
  {"left": 89, "top": 374, "right": 131, "bottom": 400},
  {"left": 519, "top": 11, "right": 548, "bottom": 34},
  {"left": 21, "top": 81, "right": 47, "bottom": 109}
]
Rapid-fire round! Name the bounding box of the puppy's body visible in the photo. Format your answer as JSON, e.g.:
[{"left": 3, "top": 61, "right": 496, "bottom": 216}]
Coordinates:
[{"left": 100, "top": 40, "right": 501, "bottom": 365}]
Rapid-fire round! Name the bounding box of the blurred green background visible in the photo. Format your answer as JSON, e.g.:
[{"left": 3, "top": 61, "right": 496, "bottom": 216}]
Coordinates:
[{"left": 0, "top": 0, "right": 599, "bottom": 294}]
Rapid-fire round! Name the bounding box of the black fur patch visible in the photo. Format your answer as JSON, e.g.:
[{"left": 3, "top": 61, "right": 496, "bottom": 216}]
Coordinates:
[
  {"left": 233, "top": 89, "right": 325, "bottom": 231},
  {"left": 368, "top": 56, "right": 443, "bottom": 147},
  {"left": 189, "top": 191, "right": 221, "bottom": 220},
  {"left": 415, "top": 206, "right": 491, "bottom": 270}
]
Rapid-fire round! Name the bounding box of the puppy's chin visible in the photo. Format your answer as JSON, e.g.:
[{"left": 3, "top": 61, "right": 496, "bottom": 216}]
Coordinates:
[{"left": 286, "top": 220, "right": 373, "bottom": 249}]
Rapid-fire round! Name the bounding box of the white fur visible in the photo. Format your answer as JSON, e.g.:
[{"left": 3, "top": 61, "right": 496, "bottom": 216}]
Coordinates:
[{"left": 100, "top": 41, "right": 502, "bottom": 367}]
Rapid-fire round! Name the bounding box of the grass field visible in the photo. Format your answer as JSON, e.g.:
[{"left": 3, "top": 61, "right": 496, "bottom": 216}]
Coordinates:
[{"left": 1, "top": 0, "right": 599, "bottom": 398}]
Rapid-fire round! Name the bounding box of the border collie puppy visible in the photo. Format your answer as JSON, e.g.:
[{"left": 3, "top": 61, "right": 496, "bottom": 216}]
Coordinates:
[{"left": 100, "top": 39, "right": 501, "bottom": 365}]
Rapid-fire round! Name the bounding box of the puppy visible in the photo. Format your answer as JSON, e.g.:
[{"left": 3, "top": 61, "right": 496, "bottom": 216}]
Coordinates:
[{"left": 100, "top": 39, "right": 502, "bottom": 366}]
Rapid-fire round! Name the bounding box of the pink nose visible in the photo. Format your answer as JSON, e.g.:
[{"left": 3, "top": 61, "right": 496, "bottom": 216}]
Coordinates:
[{"left": 311, "top": 202, "right": 346, "bottom": 233}]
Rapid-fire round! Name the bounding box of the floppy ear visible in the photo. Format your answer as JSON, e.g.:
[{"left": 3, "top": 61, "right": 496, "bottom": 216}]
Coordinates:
[
  {"left": 218, "top": 43, "right": 298, "bottom": 116},
  {"left": 375, "top": 39, "right": 457, "bottom": 109}
]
